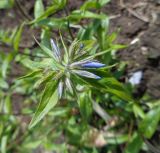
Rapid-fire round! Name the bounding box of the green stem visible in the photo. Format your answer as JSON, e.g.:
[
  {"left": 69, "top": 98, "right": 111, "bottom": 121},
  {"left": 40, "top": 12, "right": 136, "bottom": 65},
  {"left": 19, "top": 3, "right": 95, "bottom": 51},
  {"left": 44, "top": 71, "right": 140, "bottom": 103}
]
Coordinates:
[{"left": 64, "top": 6, "right": 74, "bottom": 40}]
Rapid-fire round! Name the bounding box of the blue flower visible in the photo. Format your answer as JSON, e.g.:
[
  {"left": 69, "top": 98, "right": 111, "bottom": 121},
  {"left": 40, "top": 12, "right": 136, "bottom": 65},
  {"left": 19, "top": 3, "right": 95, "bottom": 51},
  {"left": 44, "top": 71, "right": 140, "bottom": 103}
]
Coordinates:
[{"left": 81, "top": 61, "right": 105, "bottom": 68}]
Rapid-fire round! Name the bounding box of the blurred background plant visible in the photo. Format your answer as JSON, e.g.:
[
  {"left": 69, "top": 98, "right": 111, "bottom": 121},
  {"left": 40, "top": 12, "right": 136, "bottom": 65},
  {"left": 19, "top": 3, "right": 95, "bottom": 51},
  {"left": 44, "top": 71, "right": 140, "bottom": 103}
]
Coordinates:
[{"left": 0, "top": 0, "right": 160, "bottom": 153}]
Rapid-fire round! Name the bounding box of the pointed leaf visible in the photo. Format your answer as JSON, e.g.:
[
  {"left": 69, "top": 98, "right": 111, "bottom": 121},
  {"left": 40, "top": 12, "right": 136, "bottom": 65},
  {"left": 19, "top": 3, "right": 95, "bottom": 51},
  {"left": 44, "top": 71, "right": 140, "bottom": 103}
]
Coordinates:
[
  {"left": 139, "top": 106, "right": 160, "bottom": 138},
  {"left": 72, "top": 70, "right": 101, "bottom": 79},
  {"left": 18, "top": 69, "right": 42, "bottom": 80},
  {"left": 124, "top": 132, "right": 143, "bottom": 153},
  {"left": 29, "top": 81, "right": 59, "bottom": 128},
  {"left": 34, "top": 71, "right": 55, "bottom": 88},
  {"left": 2, "top": 53, "right": 12, "bottom": 79},
  {"left": 30, "top": 0, "right": 66, "bottom": 24},
  {"left": 13, "top": 23, "right": 24, "bottom": 51},
  {"left": 34, "top": 0, "right": 44, "bottom": 19},
  {"left": 78, "top": 92, "right": 93, "bottom": 121}
]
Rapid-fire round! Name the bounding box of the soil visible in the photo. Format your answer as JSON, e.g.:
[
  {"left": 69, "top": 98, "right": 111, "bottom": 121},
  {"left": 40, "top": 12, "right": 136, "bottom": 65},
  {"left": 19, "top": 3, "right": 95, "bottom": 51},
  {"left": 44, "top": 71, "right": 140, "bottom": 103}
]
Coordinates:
[
  {"left": 104, "top": 0, "right": 160, "bottom": 99},
  {"left": 0, "top": 0, "right": 160, "bottom": 104}
]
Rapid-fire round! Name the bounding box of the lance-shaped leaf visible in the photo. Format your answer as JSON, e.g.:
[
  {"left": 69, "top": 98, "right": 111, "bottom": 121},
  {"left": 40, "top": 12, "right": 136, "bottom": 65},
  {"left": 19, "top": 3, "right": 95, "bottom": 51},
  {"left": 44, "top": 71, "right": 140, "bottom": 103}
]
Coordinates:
[
  {"left": 13, "top": 23, "right": 24, "bottom": 51},
  {"left": 21, "top": 58, "right": 57, "bottom": 70},
  {"left": 72, "top": 70, "right": 101, "bottom": 79},
  {"left": 78, "top": 92, "right": 93, "bottom": 122},
  {"left": 34, "top": 71, "right": 55, "bottom": 89},
  {"left": 60, "top": 32, "right": 69, "bottom": 64},
  {"left": 29, "top": 81, "right": 59, "bottom": 128},
  {"left": 139, "top": 106, "right": 160, "bottom": 138},
  {"left": 30, "top": 0, "right": 66, "bottom": 24},
  {"left": 34, "top": 36, "right": 54, "bottom": 58},
  {"left": 34, "top": 0, "right": 44, "bottom": 19},
  {"left": 18, "top": 69, "right": 42, "bottom": 80},
  {"left": 124, "top": 132, "right": 143, "bottom": 153}
]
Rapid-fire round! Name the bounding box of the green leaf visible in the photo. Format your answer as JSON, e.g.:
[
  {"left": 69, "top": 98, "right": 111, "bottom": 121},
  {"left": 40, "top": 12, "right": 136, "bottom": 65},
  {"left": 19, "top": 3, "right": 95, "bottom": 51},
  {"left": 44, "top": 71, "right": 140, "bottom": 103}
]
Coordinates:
[
  {"left": 139, "top": 106, "right": 160, "bottom": 138},
  {"left": 18, "top": 69, "right": 42, "bottom": 80},
  {"left": 21, "top": 58, "right": 55, "bottom": 70},
  {"left": 124, "top": 132, "right": 143, "bottom": 153},
  {"left": 30, "top": 0, "right": 66, "bottom": 24},
  {"left": 78, "top": 92, "right": 93, "bottom": 122},
  {"left": 0, "top": 123, "right": 3, "bottom": 138},
  {"left": 77, "top": 26, "right": 92, "bottom": 40},
  {"left": 106, "top": 134, "right": 128, "bottom": 144},
  {"left": 0, "top": 78, "right": 9, "bottom": 89},
  {"left": 80, "top": 1, "right": 101, "bottom": 10},
  {"left": 94, "top": 17, "right": 109, "bottom": 49},
  {"left": 0, "top": 0, "right": 14, "bottom": 9},
  {"left": 13, "top": 23, "right": 24, "bottom": 51},
  {"left": 98, "top": 70, "right": 132, "bottom": 101},
  {"left": 29, "top": 81, "right": 59, "bottom": 128},
  {"left": 34, "top": 71, "right": 55, "bottom": 88},
  {"left": 79, "top": 70, "right": 133, "bottom": 102},
  {"left": 4, "top": 95, "right": 12, "bottom": 114},
  {"left": 2, "top": 53, "right": 12, "bottom": 79},
  {"left": 36, "top": 18, "right": 67, "bottom": 29},
  {"left": 68, "top": 10, "right": 106, "bottom": 20},
  {"left": 1, "top": 136, "right": 7, "bottom": 153},
  {"left": 24, "top": 140, "right": 42, "bottom": 149},
  {"left": 40, "top": 28, "right": 51, "bottom": 48},
  {"left": 48, "top": 107, "right": 70, "bottom": 117},
  {"left": 99, "top": 77, "right": 132, "bottom": 102},
  {"left": 133, "top": 104, "right": 145, "bottom": 119},
  {"left": 60, "top": 32, "right": 69, "bottom": 63},
  {"left": 34, "top": 0, "right": 44, "bottom": 19}
]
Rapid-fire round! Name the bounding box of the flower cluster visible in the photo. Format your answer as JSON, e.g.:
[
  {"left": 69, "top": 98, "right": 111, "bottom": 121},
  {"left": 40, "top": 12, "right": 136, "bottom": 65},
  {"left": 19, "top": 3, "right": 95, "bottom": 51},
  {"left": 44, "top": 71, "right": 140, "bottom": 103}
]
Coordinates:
[{"left": 49, "top": 38, "right": 105, "bottom": 98}]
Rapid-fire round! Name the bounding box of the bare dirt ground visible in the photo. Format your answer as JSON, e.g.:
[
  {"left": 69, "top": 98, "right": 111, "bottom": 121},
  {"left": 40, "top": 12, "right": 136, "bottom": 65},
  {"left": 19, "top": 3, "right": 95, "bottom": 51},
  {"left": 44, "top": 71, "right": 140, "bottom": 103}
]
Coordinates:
[{"left": 105, "top": 0, "right": 160, "bottom": 99}]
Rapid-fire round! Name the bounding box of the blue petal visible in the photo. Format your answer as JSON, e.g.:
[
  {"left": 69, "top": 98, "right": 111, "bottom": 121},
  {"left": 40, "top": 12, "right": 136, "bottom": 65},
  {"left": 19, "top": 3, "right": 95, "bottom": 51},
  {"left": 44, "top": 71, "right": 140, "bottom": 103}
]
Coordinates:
[{"left": 82, "top": 61, "right": 105, "bottom": 68}]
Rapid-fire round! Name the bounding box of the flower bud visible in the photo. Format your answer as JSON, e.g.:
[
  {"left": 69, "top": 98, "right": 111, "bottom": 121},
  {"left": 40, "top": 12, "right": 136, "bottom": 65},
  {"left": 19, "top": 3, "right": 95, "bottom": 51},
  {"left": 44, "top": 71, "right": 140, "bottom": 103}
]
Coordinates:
[{"left": 81, "top": 61, "right": 105, "bottom": 68}]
